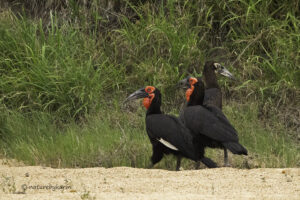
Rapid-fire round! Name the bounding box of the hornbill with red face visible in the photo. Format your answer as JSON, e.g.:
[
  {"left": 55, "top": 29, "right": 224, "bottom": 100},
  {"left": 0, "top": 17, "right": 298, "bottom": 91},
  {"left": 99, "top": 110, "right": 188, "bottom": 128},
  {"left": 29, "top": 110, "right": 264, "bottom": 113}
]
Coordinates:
[
  {"left": 125, "top": 86, "right": 217, "bottom": 170},
  {"left": 179, "top": 61, "right": 236, "bottom": 167},
  {"left": 178, "top": 76, "right": 247, "bottom": 168}
]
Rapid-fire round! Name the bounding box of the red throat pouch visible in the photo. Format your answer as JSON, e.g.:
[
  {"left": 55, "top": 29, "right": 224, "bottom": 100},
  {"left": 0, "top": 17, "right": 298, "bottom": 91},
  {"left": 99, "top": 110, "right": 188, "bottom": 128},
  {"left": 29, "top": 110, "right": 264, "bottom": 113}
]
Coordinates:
[
  {"left": 186, "top": 86, "right": 194, "bottom": 102},
  {"left": 143, "top": 93, "right": 155, "bottom": 109}
]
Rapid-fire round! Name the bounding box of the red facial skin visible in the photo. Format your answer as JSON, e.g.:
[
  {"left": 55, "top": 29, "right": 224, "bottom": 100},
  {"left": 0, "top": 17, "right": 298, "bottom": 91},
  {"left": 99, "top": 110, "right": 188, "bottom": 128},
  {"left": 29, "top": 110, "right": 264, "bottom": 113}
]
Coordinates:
[
  {"left": 143, "top": 86, "right": 155, "bottom": 109},
  {"left": 185, "top": 77, "right": 198, "bottom": 102}
]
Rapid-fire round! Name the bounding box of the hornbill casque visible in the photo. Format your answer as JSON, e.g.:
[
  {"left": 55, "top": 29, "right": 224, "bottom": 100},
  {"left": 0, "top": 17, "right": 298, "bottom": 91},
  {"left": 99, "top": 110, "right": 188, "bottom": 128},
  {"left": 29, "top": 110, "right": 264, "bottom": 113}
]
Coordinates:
[
  {"left": 178, "top": 76, "right": 248, "bottom": 168},
  {"left": 125, "top": 86, "right": 217, "bottom": 171},
  {"left": 179, "top": 61, "right": 236, "bottom": 167}
]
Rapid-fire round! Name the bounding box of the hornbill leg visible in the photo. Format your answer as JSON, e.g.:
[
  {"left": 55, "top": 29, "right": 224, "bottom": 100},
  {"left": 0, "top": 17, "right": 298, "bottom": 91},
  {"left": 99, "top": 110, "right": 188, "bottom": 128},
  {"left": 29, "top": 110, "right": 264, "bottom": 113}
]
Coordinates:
[
  {"left": 176, "top": 156, "right": 182, "bottom": 171},
  {"left": 192, "top": 142, "right": 218, "bottom": 169},
  {"left": 149, "top": 145, "right": 164, "bottom": 168},
  {"left": 223, "top": 148, "right": 230, "bottom": 167}
]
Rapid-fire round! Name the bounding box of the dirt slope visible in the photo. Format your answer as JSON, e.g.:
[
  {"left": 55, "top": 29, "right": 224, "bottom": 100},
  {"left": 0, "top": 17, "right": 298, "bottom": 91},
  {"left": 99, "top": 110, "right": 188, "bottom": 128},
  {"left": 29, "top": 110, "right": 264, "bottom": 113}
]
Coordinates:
[{"left": 0, "top": 160, "right": 299, "bottom": 200}]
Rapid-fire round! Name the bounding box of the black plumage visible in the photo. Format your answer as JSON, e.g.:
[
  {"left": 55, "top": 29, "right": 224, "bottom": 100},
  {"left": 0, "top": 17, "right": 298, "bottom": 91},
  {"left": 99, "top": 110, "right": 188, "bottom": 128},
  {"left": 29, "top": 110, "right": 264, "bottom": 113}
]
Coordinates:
[
  {"left": 179, "top": 76, "right": 247, "bottom": 168},
  {"left": 203, "top": 61, "right": 232, "bottom": 165},
  {"left": 125, "top": 86, "right": 217, "bottom": 170},
  {"left": 183, "top": 105, "right": 247, "bottom": 155},
  {"left": 202, "top": 62, "right": 223, "bottom": 109},
  {"left": 179, "top": 61, "right": 236, "bottom": 166}
]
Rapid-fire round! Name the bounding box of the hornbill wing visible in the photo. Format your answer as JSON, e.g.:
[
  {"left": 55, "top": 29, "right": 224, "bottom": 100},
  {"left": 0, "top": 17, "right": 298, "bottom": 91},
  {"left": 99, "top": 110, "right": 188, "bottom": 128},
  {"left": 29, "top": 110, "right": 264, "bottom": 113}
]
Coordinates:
[
  {"left": 183, "top": 106, "right": 239, "bottom": 143},
  {"left": 203, "top": 88, "right": 222, "bottom": 109},
  {"left": 204, "top": 105, "right": 238, "bottom": 134},
  {"left": 146, "top": 114, "right": 197, "bottom": 160}
]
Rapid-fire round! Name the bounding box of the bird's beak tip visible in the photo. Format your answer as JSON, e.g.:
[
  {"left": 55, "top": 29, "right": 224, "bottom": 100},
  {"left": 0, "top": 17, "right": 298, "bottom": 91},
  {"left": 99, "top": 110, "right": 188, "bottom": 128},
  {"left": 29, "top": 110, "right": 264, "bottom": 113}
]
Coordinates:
[
  {"left": 230, "top": 75, "right": 237, "bottom": 81},
  {"left": 219, "top": 67, "right": 235, "bottom": 80}
]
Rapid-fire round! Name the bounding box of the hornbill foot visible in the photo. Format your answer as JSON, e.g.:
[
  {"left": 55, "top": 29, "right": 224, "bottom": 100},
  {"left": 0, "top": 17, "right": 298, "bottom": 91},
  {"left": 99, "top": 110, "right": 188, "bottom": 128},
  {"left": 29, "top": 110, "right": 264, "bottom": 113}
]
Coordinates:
[
  {"left": 176, "top": 166, "right": 184, "bottom": 171},
  {"left": 176, "top": 156, "right": 182, "bottom": 171},
  {"left": 223, "top": 162, "right": 231, "bottom": 167},
  {"left": 176, "top": 167, "right": 184, "bottom": 171}
]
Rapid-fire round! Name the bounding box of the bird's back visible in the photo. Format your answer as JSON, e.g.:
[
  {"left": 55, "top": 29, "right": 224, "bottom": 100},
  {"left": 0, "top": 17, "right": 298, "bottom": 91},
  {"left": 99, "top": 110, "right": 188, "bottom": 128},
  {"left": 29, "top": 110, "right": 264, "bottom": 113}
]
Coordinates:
[{"left": 183, "top": 105, "right": 238, "bottom": 143}]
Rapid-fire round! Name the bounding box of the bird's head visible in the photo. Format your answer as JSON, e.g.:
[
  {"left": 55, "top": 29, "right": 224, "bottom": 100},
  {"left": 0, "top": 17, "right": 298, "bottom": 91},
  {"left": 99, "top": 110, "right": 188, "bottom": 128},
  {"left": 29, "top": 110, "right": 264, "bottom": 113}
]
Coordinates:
[
  {"left": 204, "top": 61, "right": 235, "bottom": 80},
  {"left": 124, "top": 86, "right": 160, "bottom": 109},
  {"left": 178, "top": 76, "right": 203, "bottom": 103}
]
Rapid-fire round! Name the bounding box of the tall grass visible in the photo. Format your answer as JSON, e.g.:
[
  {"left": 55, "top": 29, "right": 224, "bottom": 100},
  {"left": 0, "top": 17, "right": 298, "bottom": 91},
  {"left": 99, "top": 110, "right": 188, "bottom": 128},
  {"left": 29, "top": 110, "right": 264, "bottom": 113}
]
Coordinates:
[
  {"left": 0, "top": 1, "right": 299, "bottom": 168},
  {"left": 0, "top": 102, "right": 298, "bottom": 169},
  {"left": 0, "top": 12, "right": 124, "bottom": 119},
  {"left": 0, "top": 108, "right": 150, "bottom": 168}
]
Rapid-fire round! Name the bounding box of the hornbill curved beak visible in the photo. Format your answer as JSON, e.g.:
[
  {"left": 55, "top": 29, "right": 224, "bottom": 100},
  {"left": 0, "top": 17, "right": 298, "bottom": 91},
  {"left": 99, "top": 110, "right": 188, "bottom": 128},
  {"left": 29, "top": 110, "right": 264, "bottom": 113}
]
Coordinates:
[
  {"left": 124, "top": 88, "right": 148, "bottom": 103},
  {"left": 216, "top": 66, "right": 236, "bottom": 80}
]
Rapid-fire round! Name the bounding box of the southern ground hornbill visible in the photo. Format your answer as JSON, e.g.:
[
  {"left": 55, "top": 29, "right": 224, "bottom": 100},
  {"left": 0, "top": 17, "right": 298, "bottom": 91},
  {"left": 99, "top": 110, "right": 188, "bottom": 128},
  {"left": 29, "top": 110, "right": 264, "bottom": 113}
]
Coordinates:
[
  {"left": 179, "top": 61, "right": 236, "bottom": 167},
  {"left": 125, "top": 86, "right": 217, "bottom": 170},
  {"left": 178, "top": 76, "right": 247, "bottom": 168},
  {"left": 202, "top": 61, "right": 235, "bottom": 166}
]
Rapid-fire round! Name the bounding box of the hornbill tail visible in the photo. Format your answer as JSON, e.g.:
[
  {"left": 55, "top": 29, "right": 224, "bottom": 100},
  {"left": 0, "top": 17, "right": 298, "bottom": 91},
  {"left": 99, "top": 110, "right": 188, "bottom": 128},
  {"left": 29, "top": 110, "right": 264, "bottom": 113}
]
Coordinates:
[
  {"left": 223, "top": 142, "right": 248, "bottom": 155},
  {"left": 200, "top": 157, "right": 218, "bottom": 168}
]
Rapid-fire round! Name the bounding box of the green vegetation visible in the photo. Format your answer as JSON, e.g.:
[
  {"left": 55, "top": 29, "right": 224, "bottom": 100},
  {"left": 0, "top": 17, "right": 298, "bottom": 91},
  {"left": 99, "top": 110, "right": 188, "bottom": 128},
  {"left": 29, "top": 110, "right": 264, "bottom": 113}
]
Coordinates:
[{"left": 0, "top": 0, "right": 299, "bottom": 169}]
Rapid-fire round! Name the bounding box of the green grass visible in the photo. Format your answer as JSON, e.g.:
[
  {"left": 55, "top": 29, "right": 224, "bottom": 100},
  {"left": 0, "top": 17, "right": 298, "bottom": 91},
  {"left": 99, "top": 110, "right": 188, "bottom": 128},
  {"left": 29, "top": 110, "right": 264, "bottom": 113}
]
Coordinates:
[
  {"left": 0, "top": 108, "right": 151, "bottom": 168},
  {"left": 0, "top": 1, "right": 299, "bottom": 169},
  {"left": 0, "top": 102, "right": 298, "bottom": 169},
  {"left": 222, "top": 102, "right": 299, "bottom": 168},
  {"left": 0, "top": 12, "right": 123, "bottom": 119}
]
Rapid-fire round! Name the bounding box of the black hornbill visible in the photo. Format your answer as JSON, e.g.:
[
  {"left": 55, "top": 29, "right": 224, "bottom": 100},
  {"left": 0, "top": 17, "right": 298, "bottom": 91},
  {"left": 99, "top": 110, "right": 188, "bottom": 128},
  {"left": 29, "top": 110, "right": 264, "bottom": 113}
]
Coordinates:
[
  {"left": 125, "top": 86, "right": 217, "bottom": 170},
  {"left": 178, "top": 76, "right": 247, "bottom": 168},
  {"left": 179, "top": 61, "right": 235, "bottom": 167}
]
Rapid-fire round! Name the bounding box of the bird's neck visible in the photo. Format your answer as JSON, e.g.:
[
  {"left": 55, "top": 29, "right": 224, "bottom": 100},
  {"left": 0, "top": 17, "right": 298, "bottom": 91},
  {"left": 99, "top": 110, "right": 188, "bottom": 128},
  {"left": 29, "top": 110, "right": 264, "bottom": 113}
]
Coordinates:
[
  {"left": 187, "top": 98, "right": 203, "bottom": 106},
  {"left": 187, "top": 84, "right": 204, "bottom": 106},
  {"left": 146, "top": 98, "right": 162, "bottom": 115},
  {"left": 146, "top": 106, "right": 162, "bottom": 115},
  {"left": 203, "top": 70, "right": 219, "bottom": 89}
]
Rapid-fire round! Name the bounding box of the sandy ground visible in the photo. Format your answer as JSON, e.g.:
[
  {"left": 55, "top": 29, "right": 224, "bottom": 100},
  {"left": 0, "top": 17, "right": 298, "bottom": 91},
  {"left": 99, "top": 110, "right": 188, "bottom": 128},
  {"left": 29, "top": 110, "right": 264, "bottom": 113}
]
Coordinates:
[{"left": 0, "top": 160, "right": 299, "bottom": 200}]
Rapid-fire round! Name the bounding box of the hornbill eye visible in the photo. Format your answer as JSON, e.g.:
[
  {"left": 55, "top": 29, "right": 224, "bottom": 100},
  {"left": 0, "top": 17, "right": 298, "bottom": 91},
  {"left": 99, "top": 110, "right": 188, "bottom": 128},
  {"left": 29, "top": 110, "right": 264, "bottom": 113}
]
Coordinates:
[
  {"left": 188, "top": 77, "right": 198, "bottom": 85},
  {"left": 145, "top": 86, "right": 155, "bottom": 94},
  {"left": 213, "top": 63, "right": 221, "bottom": 70}
]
